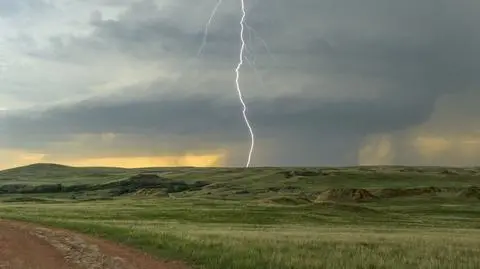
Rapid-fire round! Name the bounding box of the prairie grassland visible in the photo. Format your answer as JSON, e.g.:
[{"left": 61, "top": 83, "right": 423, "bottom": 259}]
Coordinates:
[
  {"left": 1, "top": 196, "right": 480, "bottom": 269},
  {"left": 1, "top": 165, "right": 480, "bottom": 268}
]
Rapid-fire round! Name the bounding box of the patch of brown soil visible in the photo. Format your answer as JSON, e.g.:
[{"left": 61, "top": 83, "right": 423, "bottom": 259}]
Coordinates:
[
  {"left": 310, "top": 201, "right": 381, "bottom": 213},
  {"left": 0, "top": 220, "right": 189, "bottom": 269},
  {"left": 134, "top": 188, "right": 169, "bottom": 197},
  {"left": 0, "top": 222, "right": 70, "bottom": 269},
  {"left": 316, "top": 188, "right": 377, "bottom": 202},
  {"left": 374, "top": 187, "right": 442, "bottom": 198},
  {"left": 260, "top": 196, "right": 312, "bottom": 205}
]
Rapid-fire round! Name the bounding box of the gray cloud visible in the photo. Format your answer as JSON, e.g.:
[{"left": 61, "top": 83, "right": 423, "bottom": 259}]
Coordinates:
[
  {"left": 31, "top": 0, "right": 240, "bottom": 67},
  {"left": 33, "top": 0, "right": 480, "bottom": 98},
  {"left": 1, "top": 0, "right": 479, "bottom": 166},
  {"left": 0, "top": 85, "right": 435, "bottom": 166},
  {"left": 0, "top": 0, "right": 50, "bottom": 17},
  {"left": 80, "top": 0, "right": 134, "bottom": 6}
]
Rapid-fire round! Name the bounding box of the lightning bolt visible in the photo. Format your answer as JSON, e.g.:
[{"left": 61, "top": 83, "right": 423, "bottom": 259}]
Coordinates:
[
  {"left": 235, "top": 0, "right": 255, "bottom": 167},
  {"left": 199, "top": 0, "right": 255, "bottom": 167},
  {"left": 245, "top": 23, "right": 276, "bottom": 63},
  {"left": 197, "top": 0, "right": 224, "bottom": 57}
]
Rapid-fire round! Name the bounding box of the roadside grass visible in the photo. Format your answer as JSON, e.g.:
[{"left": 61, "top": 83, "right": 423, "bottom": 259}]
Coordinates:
[{"left": 2, "top": 197, "right": 480, "bottom": 269}]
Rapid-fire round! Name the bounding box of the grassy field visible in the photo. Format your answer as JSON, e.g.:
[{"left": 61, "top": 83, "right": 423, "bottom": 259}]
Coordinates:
[{"left": 1, "top": 163, "right": 480, "bottom": 268}]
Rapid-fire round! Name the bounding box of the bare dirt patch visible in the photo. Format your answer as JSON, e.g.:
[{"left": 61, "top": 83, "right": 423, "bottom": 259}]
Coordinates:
[
  {"left": 316, "top": 188, "right": 377, "bottom": 202},
  {"left": 0, "top": 220, "right": 189, "bottom": 269}
]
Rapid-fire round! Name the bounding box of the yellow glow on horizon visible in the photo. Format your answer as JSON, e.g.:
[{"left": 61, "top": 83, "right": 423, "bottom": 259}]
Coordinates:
[
  {"left": 413, "top": 136, "right": 452, "bottom": 158},
  {"left": 59, "top": 153, "right": 225, "bottom": 168},
  {"left": 0, "top": 150, "right": 46, "bottom": 169},
  {"left": 0, "top": 150, "right": 226, "bottom": 170}
]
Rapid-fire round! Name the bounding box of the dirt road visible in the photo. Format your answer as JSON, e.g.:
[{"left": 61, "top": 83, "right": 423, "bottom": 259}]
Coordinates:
[{"left": 0, "top": 220, "right": 188, "bottom": 269}]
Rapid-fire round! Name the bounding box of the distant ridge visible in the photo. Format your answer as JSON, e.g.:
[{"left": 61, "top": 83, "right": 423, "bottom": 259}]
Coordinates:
[
  {"left": 0, "top": 163, "right": 75, "bottom": 173},
  {"left": 0, "top": 163, "right": 132, "bottom": 178},
  {"left": 0, "top": 163, "right": 201, "bottom": 175}
]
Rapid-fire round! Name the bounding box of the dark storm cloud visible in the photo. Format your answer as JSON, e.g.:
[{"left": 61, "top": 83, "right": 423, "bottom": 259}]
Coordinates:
[
  {"left": 0, "top": 87, "right": 433, "bottom": 165},
  {"left": 3, "top": 0, "right": 480, "bottom": 166},
  {"left": 36, "top": 0, "right": 480, "bottom": 97},
  {"left": 2, "top": 94, "right": 421, "bottom": 139},
  {"left": 251, "top": 0, "right": 480, "bottom": 92}
]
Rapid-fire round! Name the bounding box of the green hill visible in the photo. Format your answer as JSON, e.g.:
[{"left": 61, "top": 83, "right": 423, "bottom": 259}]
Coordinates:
[
  {"left": 1, "top": 163, "right": 479, "bottom": 202},
  {"left": 0, "top": 163, "right": 132, "bottom": 185}
]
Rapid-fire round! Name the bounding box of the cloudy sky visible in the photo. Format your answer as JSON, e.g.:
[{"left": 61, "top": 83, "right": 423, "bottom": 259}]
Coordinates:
[{"left": 0, "top": 0, "right": 479, "bottom": 169}]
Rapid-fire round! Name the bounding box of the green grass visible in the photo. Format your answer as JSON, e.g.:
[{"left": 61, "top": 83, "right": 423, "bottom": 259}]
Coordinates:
[{"left": 1, "top": 164, "right": 480, "bottom": 268}]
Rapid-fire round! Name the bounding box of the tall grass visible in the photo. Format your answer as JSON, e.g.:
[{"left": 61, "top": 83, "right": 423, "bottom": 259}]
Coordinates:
[{"left": 1, "top": 196, "right": 480, "bottom": 269}]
